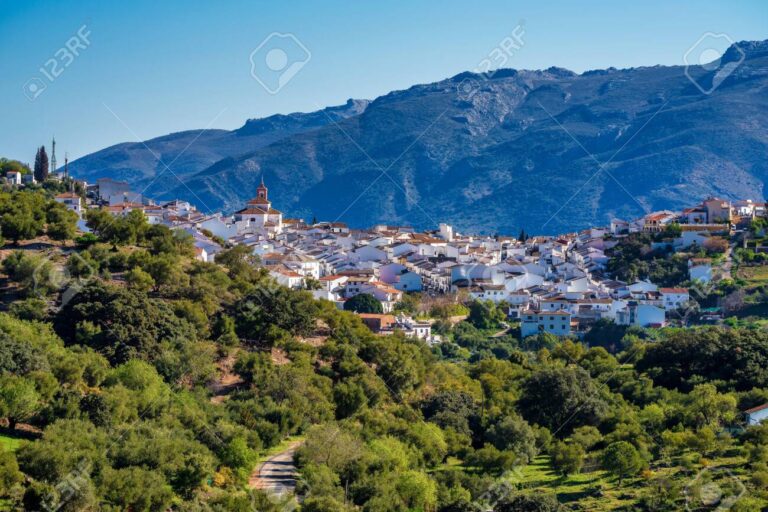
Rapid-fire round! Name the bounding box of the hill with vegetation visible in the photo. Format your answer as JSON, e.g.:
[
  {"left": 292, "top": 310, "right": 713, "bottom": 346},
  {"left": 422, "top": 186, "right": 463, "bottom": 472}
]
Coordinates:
[{"left": 0, "top": 186, "right": 765, "bottom": 511}]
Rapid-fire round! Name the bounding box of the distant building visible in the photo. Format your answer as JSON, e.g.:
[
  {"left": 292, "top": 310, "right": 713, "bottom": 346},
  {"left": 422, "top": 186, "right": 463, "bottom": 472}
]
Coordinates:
[
  {"left": 521, "top": 310, "right": 573, "bottom": 338},
  {"left": 745, "top": 403, "right": 768, "bottom": 426},
  {"left": 54, "top": 192, "right": 83, "bottom": 217},
  {"left": 616, "top": 302, "right": 665, "bottom": 328},
  {"left": 703, "top": 197, "right": 731, "bottom": 224},
  {"left": 6, "top": 171, "right": 21, "bottom": 185},
  {"left": 233, "top": 178, "right": 283, "bottom": 236},
  {"left": 97, "top": 177, "right": 131, "bottom": 202},
  {"left": 689, "top": 258, "right": 713, "bottom": 283},
  {"left": 659, "top": 288, "right": 690, "bottom": 311}
]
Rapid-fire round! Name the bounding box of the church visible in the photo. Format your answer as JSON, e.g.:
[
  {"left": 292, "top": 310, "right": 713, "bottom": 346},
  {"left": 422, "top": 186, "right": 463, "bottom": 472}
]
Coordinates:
[{"left": 233, "top": 177, "right": 284, "bottom": 237}]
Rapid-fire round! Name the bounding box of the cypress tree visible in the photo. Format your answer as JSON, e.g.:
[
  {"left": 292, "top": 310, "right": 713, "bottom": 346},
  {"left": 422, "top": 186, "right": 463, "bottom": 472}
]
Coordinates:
[{"left": 33, "top": 146, "right": 49, "bottom": 182}]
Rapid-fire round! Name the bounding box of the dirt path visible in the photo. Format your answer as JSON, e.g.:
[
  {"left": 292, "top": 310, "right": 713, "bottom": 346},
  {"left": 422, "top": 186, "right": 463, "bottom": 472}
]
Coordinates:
[
  {"left": 209, "top": 354, "right": 243, "bottom": 404},
  {"left": 248, "top": 440, "right": 304, "bottom": 497}
]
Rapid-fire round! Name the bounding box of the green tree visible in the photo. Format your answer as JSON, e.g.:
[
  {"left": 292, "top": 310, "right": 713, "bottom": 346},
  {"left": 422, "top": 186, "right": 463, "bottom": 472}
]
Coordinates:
[
  {"left": 45, "top": 203, "right": 78, "bottom": 240},
  {"left": 0, "top": 158, "right": 30, "bottom": 175},
  {"left": 0, "top": 450, "right": 23, "bottom": 497},
  {"left": 100, "top": 466, "right": 174, "bottom": 511},
  {"left": 467, "top": 300, "right": 505, "bottom": 330},
  {"left": 549, "top": 440, "right": 585, "bottom": 476},
  {"left": 33, "top": 146, "right": 48, "bottom": 182},
  {"left": 495, "top": 493, "right": 564, "bottom": 512},
  {"left": 343, "top": 293, "right": 383, "bottom": 314},
  {"left": 486, "top": 415, "right": 538, "bottom": 464},
  {"left": 0, "top": 375, "right": 41, "bottom": 429},
  {"left": 517, "top": 367, "right": 608, "bottom": 437},
  {"left": 125, "top": 267, "right": 155, "bottom": 292},
  {"left": 601, "top": 441, "right": 642, "bottom": 485}
]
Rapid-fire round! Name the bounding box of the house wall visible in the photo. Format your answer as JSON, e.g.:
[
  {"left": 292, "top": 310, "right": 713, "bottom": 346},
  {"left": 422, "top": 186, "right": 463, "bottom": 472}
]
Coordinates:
[{"left": 747, "top": 408, "right": 768, "bottom": 426}]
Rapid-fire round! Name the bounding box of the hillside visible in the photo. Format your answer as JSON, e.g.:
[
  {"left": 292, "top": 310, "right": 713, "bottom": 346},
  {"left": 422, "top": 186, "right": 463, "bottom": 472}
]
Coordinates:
[
  {"left": 71, "top": 41, "right": 768, "bottom": 234},
  {"left": 67, "top": 99, "right": 370, "bottom": 199}
]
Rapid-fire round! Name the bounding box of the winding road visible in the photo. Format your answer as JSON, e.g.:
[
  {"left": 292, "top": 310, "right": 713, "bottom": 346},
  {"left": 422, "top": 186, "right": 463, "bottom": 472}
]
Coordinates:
[{"left": 248, "top": 440, "right": 303, "bottom": 499}]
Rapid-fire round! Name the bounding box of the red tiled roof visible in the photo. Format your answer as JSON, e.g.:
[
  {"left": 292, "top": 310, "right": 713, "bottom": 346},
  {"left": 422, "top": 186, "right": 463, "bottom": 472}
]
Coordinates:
[{"left": 745, "top": 403, "right": 768, "bottom": 414}]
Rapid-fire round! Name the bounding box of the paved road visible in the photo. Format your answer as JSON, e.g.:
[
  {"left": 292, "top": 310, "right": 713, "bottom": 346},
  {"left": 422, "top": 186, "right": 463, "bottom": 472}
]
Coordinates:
[{"left": 249, "top": 441, "right": 303, "bottom": 498}]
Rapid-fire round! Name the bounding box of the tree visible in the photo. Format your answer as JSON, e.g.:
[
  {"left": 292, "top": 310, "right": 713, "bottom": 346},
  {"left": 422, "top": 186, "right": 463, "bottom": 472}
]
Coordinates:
[
  {"left": 125, "top": 267, "right": 155, "bottom": 292},
  {"left": 495, "top": 493, "right": 564, "bottom": 512},
  {"left": 602, "top": 441, "right": 642, "bottom": 485},
  {"left": 549, "top": 440, "right": 585, "bottom": 476},
  {"left": 298, "top": 424, "right": 364, "bottom": 474},
  {"left": 45, "top": 203, "right": 78, "bottom": 240},
  {"left": 684, "top": 383, "right": 737, "bottom": 429},
  {"left": 466, "top": 444, "right": 518, "bottom": 475},
  {"left": 0, "top": 450, "right": 23, "bottom": 497},
  {"left": 395, "top": 470, "right": 437, "bottom": 511},
  {"left": 55, "top": 282, "right": 198, "bottom": 365},
  {"left": 333, "top": 381, "right": 367, "bottom": 419},
  {"left": 33, "top": 146, "right": 48, "bottom": 182},
  {"left": 517, "top": 367, "right": 608, "bottom": 437},
  {"left": 1, "top": 210, "right": 39, "bottom": 243},
  {"left": 0, "top": 158, "right": 30, "bottom": 176},
  {"left": 343, "top": 293, "right": 383, "bottom": 314},
  {"left": 467, "top": 300, "right": 505, "bottom": 330},
  {"left": 233, "top": 283, "right": 319, "bottom": 344},
  {"left": 100, "top": 466, "right": 174, "bottom": 511},
  {"left": 486, "top": 415, "right": 538, "bottom": 464},
  {"left": 0, "top": 375, "right": 41, "bottom": 429},
  {"left": 2, "top": 251, "right": 57, "bottom": 296}
]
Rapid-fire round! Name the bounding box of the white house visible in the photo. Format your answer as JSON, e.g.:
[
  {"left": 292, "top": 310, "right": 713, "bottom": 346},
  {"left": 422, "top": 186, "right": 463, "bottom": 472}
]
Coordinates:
[
  {"left": 659, "top": 288, "right": 690, "bottom": 311},
  {"left": 54, "top": 192, "right": 83, "bottom": 217},
  {"left": 745, "top": 403, "right": 768, "bottom": 426},
  {"left": 616, "top": 303, "right": 666, "bottom": 328},
  {"left": 268, "top": 266, "right": 305, "bottom": 288},
  {"left": 97, "top": 177, "right": 131, "bottom": 201},
  {"left": 6, "top": 171, "right": 22, "bottom": 185},
  {"left": 233, "top": 179, "right": 283, "bottom": 236},
  {"left": 352, "top": 244, "right": 388, "bottom": 263},
  {"left": 521, "top": 310, "right": 573, "bottom": 338},
  {"left": 689, "top": 258, "right": 713, "bottom": 283},
  {"left": 200, "top": 215, "right": 239, "bottom": 241},
  {"left": 393, "top": 271, "right": 422, "bottom": 293}
]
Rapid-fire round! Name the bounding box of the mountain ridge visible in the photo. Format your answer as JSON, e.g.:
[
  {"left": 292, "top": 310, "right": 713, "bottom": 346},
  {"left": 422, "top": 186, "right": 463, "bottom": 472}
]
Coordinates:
[{"left": 71, "top": 40, "right": 768, "bottom": 234}]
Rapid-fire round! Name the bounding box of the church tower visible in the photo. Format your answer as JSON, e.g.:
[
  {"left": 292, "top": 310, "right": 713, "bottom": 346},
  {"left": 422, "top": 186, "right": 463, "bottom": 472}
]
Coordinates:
[{"left": 256, "top": 175, "right": 268, "bottom": 200}]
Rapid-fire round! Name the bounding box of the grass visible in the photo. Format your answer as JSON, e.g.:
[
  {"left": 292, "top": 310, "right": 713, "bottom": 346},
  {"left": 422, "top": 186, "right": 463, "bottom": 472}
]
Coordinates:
[
  {"left": 434, "top": 452, "right": 761, "bottom": 510},
  {"left": 0, "top": 433, "right": 23, "bottom": 452},
  {"left": 736, "top": 265, "right": 768, "bottom": 288},
  {"left": 255, "top": 434, "right": 305, "bottom": 466}
]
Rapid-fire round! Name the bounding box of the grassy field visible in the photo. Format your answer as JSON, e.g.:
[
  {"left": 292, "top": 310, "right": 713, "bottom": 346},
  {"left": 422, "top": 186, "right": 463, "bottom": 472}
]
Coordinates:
[
  {"left": 0, "top": 433, "right": 23, "bottom": 452},
  {"left": 432, "top": 452, "right": 761, "bottom": 510},
  {"left": 736, "top": 265, "right": 768, "bottom": 288},
  {"left": 732, "top": 265, "right": 768, "bottom": 323}
]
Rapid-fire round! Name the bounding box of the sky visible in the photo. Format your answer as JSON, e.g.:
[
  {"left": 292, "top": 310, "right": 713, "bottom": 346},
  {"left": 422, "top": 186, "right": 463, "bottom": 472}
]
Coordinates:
[{"left": 1, "top": 0, "right": 766, "bottom": 164}]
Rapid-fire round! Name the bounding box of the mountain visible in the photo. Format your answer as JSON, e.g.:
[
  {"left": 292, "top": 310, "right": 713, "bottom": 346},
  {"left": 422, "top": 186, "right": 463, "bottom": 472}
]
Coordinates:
[
  {"left": 68, "top": 99, "right": 370, "bottom": 198},
  {"left": 71, "top": 40, "right": 768, "bottom": 234}
]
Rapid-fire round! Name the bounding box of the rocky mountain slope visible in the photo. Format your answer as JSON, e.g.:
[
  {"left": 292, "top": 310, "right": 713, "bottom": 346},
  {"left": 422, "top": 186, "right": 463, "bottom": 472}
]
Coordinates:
[{"left": 71, "top": 41, "right": 768, "bottom": 234}]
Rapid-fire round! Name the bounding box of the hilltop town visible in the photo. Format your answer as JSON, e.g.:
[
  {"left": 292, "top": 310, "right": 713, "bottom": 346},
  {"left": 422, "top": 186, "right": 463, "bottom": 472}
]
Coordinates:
[
  {"left": 36, "top": 171, "right": 760, "bottom": 341},
  {"left": 1, "top": 153, "right": 768, "bottom": 511}
]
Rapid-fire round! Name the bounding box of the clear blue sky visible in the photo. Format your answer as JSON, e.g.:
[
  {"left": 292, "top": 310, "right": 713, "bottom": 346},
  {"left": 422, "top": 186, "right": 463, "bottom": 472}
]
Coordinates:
[{"left": 1, "top": 0, "right": 766, "bottom": 163}]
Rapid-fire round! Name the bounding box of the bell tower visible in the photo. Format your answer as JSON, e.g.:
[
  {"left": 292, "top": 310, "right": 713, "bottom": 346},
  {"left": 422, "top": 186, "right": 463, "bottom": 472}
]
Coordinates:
[{"left": 256, "top": 175, "right": 268, "bottom": 200}]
